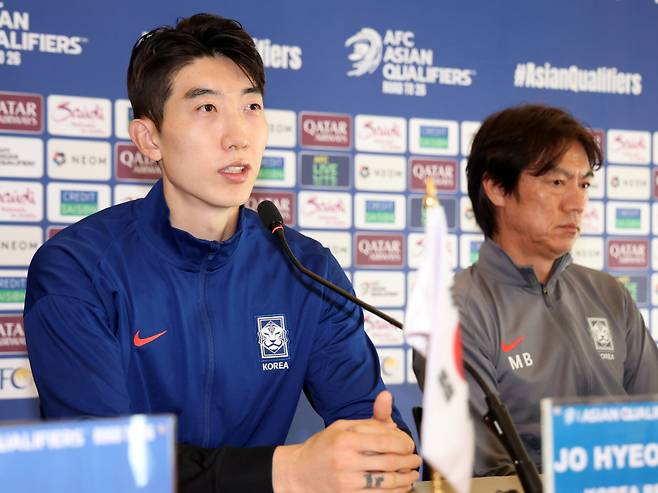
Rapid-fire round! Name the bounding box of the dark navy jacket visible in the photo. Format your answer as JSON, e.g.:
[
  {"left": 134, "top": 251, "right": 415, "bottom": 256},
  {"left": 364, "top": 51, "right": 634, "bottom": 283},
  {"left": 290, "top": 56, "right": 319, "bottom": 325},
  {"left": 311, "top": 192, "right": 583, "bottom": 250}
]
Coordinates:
[{"left": 25, "top": 180, "right": 402, "bottom": 491}]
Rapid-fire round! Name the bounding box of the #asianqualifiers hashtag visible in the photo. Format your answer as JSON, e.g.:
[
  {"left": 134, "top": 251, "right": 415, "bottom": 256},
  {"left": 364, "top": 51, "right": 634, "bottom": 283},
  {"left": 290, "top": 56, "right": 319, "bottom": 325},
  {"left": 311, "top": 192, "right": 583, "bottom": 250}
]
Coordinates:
[{"left": 513, "top": 62, "right": 642, "bottom": 96}]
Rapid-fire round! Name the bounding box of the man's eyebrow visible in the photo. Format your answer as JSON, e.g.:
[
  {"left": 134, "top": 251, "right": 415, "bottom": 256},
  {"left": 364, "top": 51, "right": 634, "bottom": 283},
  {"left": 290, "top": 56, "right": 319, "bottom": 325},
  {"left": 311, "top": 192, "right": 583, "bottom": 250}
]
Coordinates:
[
  {"left": 183, "top": 86, "right": 262, "bottom": 99},
  {"left": 551, "top": 166, "right": 595, "bottom": 179}
]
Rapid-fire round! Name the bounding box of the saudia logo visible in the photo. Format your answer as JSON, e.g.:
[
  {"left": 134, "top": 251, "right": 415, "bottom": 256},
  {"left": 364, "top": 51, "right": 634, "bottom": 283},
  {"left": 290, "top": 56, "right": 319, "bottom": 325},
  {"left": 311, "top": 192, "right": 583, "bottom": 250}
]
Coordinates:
[
  {"left": 345, "top": 27, "right": 474, "bottom": 97},
  {"left": 52, "top": 102, "right": 104, "bottom": 123},
  {"left": 0, "top": 187, "right": 35, "bottom": 204}
]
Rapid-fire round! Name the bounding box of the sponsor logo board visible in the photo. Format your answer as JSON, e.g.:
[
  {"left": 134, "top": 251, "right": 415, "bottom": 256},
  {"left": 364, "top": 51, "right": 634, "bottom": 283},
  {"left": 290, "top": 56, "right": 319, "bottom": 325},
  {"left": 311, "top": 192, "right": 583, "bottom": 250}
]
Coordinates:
[
  {"left": 300, "top": 112, "right": 351, "bottom": 150},
  {"left": 266, "top": 109, "right": 296, "bottom": 148},
  {"left": 355, "top": 233, "right": 404, "bottom": 267},
  {"left": 0, "top": 135, "right": 43, "bottom": 177},
  {"left": 46, "top": 226, "right": 66, "bottom": 238},
  {"left": 299, "top": 152, "right": 351, "bottom": 189},
  {"left": 0, "top": 270, "right": 26, "bottom": 311},
  {"left": 409, "top": 157, "right": 457, "bottom": 192},
  {"left": 114, "top": 99, "right": 132, "bottom": 139},
  {"left": 571, "top": 236, "right": 604, "bottom": 270},
  {"left": 354, "top": 193, "right": 405, "bottom": 230},
  {"left": 114, "top": 142, "right": 161, "bottom": 182},
  {"left": 409, "top": 118, "right": 458, "bottom": 155},
  {"left": 588, "top": 167, "right": 605, "bottom": 199},
  {"left": 460, "top": 158, "right": 468, "bottom": 194},
  {"left": 606, "top": 202, "right": 649, "bottom": 236},
  {"left": 298, "top": 191, "right": 350, "bottom": 229},
  {"left": 460, "top": 121, "right": 480, "bottom": 156},
  {"left": 353, "top": 270, "right": 405, "bottom": 308},
  {"left": 113, "top": 184, "right": 152, "bottom": 205},
  {"left": 47, "top": 138, "right": 111, "bottom": 181},
  {"left": 299, "top": 230, "right": 351, "bottom": 268},
  {"left": 607, "top": 238, "right": 649, "bottom": 270},
  {"left": 354, "top": 115, "right": 406, "bottom": 153},
  {"left": 0, "top": 357, "right": 38, "bottom": 399},
  {"left": 606, "top": 165, "right": 650, "bottom": 200},
  {"left": 616, "top": 274, "right": 649, "bottom": 306},
  {"left": 459, "top": 196, "right": 480, "bottom": 232},
  {"left": 607, "top": 129, "right": 651, "bottom": 165},
  {"left": 581, "top": 200, "right": 604, "bottom": 235},
  {"left": 0, "top": 180, "right": 42, "bottom": 222},
  {"left": 247, "top": 190, "right": 296, "bottom": 226},
  {"left": 256, "top": 150, "right": 296, "bottom": 188},
  {"left": 363, "top": 309, "right": 404, "bottom": 346},
  {"left": 654, "top": 132, "right": 658, "bottom": 166},
  {"left": 0, "top": 225, "right": 41, "bottom": 266},
  {"left": 0, "top": 91, "right": 43, "bottom": 133},
  {"left": 377, "top": 347, "right": 405, "bottom": 385},
  {"left": 408, "top": 196, "right": 456, "bottom": 231},
  {"left": 407, "top": 232, "right": 457, "bottom": 270},
  {"left": 47, "top": 95, "right": 111, "bottom": 138},
  {"left": 407, "top": 348, "right": 417, "bottom": 384},
  {"left": 47, "top": 182, "right": 110, "bottom": 223},
  {"left": 459, "top": 234, "right": 484, "bottom": 269},
  {"left": 355, "top": 154, "right": 405, "bottom": 191},
  {"left": 0, "top": 314, "right": 26, "bottom": 354}
]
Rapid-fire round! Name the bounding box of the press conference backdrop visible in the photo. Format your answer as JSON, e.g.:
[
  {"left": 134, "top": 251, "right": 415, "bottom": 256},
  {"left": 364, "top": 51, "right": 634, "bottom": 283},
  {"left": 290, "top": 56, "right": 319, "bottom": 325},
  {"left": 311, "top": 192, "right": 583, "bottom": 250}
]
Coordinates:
[{"left": 1, "top": 0, "right": 657, "bottom": 444}]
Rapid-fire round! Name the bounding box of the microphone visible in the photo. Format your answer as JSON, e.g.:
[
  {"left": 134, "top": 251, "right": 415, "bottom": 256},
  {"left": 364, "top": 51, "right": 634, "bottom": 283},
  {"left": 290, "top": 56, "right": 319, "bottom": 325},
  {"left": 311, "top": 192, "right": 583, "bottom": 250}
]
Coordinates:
[{"left": 257, "top": 199, "right": 543, "bottom": 493}]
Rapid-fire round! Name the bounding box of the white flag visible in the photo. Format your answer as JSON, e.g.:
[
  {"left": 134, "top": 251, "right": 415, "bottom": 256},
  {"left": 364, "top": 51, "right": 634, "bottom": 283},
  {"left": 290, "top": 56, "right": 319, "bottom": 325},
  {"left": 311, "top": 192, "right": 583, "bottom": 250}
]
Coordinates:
[{"left": 405, "top": 203, "right": 474, "bottom": 493}]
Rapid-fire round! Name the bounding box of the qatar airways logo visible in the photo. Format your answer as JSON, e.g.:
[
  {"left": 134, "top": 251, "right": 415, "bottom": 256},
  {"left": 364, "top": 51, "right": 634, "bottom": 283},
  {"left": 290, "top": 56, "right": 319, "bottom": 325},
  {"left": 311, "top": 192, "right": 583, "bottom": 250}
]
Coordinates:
[
  {"left": 247, "top": 191, "right": 295, "bottom": 226},
  {"left": 355, "top": 234, "right": 404, "bottom": 267},
  {"left": 0, "top": 315, "right": 26, "bottom": 354},
  {"left": 0, "top": 92, "right": 42, "bottom": 133},
  {"left": 354, "top": 115, "right": 406, "bottom": 153},
  {"left": 300, "top": 113, "right": 352, "bottom": 150},
  {"left": 47, "top": 95, "right": 111, "bottom": 138},
  {"left": 298, "top": 191, "right": 351, "bottom": 229},
  {"left": 607, "top": 239, "right": 648, "bottom": 270},
  {"left": 409, "top": 158, "right": 457, "bottom": 192},
  {"left": 607, "top": 129, "right": 651, "bottom": 165},
  {"left": 115, "top": 143, "right": 160, "bottom": 182}
]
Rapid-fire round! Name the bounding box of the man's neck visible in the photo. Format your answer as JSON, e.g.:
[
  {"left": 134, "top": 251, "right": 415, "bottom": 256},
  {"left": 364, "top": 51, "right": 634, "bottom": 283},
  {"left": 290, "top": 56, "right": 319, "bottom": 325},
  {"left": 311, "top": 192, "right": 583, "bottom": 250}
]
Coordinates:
[
  {"left": 163, "top": 181, "right": 240, "bottom": 242},
  {"left": 490, "top": 236, "right": 554, "bottom": 285}
]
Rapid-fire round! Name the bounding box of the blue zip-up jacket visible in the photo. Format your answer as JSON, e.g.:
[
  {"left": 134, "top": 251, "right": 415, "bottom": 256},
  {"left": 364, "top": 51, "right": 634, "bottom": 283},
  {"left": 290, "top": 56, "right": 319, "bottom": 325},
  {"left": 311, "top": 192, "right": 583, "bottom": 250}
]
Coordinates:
[{"left": 24, "top": 180, "right": 403, "bottom": 492}]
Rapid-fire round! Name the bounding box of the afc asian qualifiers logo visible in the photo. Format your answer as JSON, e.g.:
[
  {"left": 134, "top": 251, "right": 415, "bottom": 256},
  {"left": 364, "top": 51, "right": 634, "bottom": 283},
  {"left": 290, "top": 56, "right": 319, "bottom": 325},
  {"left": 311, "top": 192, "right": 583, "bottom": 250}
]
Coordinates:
[
  {"left": 587, "top": 317, "right": 614, "bottom": 360},
  {"left": 257, "top": 315, "right": 290, "bottom": 371}
]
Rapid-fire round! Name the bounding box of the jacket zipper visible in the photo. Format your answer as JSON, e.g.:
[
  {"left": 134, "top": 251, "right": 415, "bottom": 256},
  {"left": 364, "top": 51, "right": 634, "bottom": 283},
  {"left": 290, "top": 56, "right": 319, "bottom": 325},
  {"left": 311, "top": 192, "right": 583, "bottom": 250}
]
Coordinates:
[{"left": 199, "top": 256, "right": 215, "bottom": 447}]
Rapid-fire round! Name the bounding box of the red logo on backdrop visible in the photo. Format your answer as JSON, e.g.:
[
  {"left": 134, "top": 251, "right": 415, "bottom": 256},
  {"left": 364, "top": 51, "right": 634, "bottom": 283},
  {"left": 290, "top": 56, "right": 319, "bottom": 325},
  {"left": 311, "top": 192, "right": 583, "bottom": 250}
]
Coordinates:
[
  {"left": 47, "top": 226, "right": 66, "bottom": 238},
  {"left": 115, "top": 143, "right": 161, "bottom": 181},
  {"left": 0, "top": 92, "right": 43, "bottom": 133},
  {"left": 300, "top": 113, "right": 352, "bottom": 149},
  {"left": 590, "top": 129, "right": 605, "bottom": 161},
  {"left": 409, "top": 158, "right": 457, "bottom": 192},
  {"left": 0, "top": 315, "right": 26, "bottom": 354},
  {"left": 355, "top": 233, "right": 404, "bottom": 267},
  {"left": 607, "top": 239, "right": 648, "bottom": 270},
  {"left": 247, "top": 191, "right": 295, "bottom": 226},
  {"left": 653, "top": 169, "right": 658, "bottom": 198}
]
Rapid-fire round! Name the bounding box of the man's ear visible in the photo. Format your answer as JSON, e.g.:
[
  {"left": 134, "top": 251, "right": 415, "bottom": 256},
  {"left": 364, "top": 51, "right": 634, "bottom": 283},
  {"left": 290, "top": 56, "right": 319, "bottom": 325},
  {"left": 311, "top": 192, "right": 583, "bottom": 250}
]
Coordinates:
[
  {"left": 129, "top": 118, "right": 162, "bottom": 162},
  {"left": 482, "top": 175, "right": 507, "bottom": 207}
]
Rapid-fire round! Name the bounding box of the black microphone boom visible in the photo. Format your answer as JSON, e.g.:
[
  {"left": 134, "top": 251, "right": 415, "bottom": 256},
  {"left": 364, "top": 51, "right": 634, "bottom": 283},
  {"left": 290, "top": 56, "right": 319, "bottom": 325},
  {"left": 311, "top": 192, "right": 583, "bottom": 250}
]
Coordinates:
[{"left": 256, "top": 199, "right": 542, "bottom": 493}]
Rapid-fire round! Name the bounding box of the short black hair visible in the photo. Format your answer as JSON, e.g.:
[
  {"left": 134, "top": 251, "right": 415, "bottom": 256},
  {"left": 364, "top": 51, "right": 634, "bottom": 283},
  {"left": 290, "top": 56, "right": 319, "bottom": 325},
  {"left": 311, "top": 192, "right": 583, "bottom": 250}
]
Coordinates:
[
  {"left": 127, "top": 13, "right": 265, "bottom": 130},
  {"left": 467, "top": 104, "right": 603, "bottom": 238}
]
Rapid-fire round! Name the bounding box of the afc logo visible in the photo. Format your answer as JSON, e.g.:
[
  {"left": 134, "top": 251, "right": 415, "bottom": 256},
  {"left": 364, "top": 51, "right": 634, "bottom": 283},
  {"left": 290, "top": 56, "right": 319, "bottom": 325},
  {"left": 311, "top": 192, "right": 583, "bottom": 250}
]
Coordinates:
[{"left": 257, "top": 315, "right": 290, "bottom": 371}]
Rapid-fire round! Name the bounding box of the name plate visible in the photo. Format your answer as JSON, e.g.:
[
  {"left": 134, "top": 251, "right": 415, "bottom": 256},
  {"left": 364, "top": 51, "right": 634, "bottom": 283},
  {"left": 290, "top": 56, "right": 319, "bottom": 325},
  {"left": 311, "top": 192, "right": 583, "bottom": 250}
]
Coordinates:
[
  {"left": 0, "top": 414, "right": 175, "bottom": 492},
  {"left": 542, "top": 396, "right": 658, "bottom": 493}
]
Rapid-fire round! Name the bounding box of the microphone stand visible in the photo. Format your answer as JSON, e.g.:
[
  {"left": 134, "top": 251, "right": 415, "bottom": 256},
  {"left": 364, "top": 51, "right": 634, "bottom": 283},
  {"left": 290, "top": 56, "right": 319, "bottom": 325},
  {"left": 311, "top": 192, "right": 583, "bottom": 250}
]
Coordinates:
[{"left": 267, "top": 222, "right": 543, "bottom": 493}]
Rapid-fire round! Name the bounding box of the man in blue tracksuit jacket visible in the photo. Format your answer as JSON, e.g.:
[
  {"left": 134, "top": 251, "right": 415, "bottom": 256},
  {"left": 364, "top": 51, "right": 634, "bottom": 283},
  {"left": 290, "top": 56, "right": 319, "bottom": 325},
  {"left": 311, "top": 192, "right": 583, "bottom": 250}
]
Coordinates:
[{"left": 24, "top": 13, "right": 420, "bottom": 493}]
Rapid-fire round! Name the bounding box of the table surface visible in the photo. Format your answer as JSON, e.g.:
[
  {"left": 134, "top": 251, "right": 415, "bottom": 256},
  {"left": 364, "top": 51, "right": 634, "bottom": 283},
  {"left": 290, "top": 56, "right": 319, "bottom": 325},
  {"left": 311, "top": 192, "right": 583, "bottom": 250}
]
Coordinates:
[{"left": 412, "top": 475, "right": 524, "bottom": 493}]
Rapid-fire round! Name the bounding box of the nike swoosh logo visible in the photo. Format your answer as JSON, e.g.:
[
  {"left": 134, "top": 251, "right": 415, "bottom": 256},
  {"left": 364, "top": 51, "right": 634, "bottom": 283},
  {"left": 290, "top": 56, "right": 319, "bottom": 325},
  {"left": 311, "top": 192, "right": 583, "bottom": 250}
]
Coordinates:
[
  {"left": 501, "top": 335, "right": 526, "bottom": 353},
  {"left": 133, "top": 329, "right": 167, "bottom": 347}
]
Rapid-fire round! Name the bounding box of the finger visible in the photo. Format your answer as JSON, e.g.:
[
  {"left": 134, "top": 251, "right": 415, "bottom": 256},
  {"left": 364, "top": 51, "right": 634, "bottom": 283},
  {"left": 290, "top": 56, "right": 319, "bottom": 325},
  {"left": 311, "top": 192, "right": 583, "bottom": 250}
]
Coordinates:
[
  {"left": 347, "top": 430, "right": 416, "bottom": 455},
  {"left": 357, "top": 452, "right": 422, "bottom": 472},
  {"left": 372, "top": 390, "right": 394, "bottom": 423},
  {"left": 347, "top": 420, "right": 398, "bottom": 435},
  {"left": 330, "top": 418, "right": 392, "bottom": 432},
  {"left": 358, "top": 470, "right": 420, "bottom": 490}
]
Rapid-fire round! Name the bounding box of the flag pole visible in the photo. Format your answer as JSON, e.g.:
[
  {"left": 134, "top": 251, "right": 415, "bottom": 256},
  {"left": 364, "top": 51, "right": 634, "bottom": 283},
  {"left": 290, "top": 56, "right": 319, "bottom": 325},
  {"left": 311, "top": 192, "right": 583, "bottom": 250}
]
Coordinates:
[{"left": 422, "top": 177, "right": 446, "bottom": 493}]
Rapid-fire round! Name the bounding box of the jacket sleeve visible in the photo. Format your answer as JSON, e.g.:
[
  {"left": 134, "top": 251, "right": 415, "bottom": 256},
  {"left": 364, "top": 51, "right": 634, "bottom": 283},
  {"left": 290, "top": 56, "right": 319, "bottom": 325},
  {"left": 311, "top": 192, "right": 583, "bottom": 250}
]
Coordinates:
[
  {"left": 453, "top": 281, "right": 516, "bottom": 477},
  {"left": 24, "top": 251, "right": 276, "bottom": 493},
  {"left": 621, "top": 284, "right": 658, "bottom": 393},
  {"left": 301, "top": 253, "right": 407, "bottom": 431}
]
